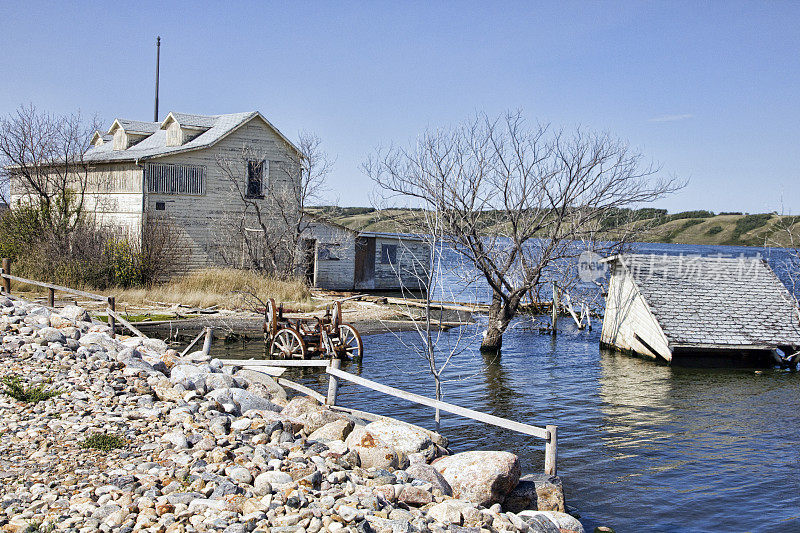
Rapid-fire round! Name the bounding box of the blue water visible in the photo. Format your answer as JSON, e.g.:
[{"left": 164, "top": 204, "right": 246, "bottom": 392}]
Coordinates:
[{"left": 218, "top": 242, "right": 800, "bottom": 532}]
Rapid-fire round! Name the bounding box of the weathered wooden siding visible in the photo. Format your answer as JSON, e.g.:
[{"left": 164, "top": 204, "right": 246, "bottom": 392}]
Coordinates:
[
  {"left": 146, "top": 117, "right": 298, "bottom": 272},
  {"left": 9, "top": 164, "right": 144, "bottom": 236},
  {"left": 83, "top": 164, "right": 143, "bottom": 234},
  {"left": 601, "top": 264, "right": 673, "bottom": 361},
  {"left": 304, "top": 222, "right": 357, "bottom": 290},
  {"left": 372, "top": 237, "right": 429, "bottom": 291}
]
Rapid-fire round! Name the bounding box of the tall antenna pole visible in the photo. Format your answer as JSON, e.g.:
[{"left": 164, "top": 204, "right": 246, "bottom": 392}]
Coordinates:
[{"left": 154, "top": 36, "right": 161, "bottom": 122}]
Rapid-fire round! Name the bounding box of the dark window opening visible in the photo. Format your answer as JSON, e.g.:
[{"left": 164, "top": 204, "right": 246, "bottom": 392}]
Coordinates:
[
  {"left": 247, "top": 160, "right": 264, "bottom": 198},
  {"left": 381, "top": 244, "right": 397, "bottom": 265},
  {"left": 155, "top": 201, "right": 166, "bottom": 211},
  {"left": 145, "top": 163, "right": 206, "bottom": 195}
]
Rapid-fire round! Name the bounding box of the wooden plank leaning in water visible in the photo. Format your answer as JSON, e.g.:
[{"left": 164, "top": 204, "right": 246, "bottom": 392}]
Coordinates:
[
  {"left": 276, "top": 378, "right": 325, "bottom": 403},
  {"left": 325, "top": 366, "right": 549, "bottom": 439},
  {"left": 106, "top": 308, "right": 146, "bottom": 338}
]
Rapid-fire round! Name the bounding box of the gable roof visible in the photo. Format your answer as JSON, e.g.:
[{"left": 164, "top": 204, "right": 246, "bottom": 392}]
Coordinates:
[
  {"left": 108, "top": 119, "right": 161, "bottom": 135},
  {"left": 609, "top": 254, "right": 800, "bottom": 350},
  {"left": 83, "top": 111, "right": 300, "bottom": 163}
]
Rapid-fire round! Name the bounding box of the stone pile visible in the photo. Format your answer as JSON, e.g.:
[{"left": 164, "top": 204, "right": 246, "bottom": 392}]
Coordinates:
[{"left": 0, "top": 297, "right": 583, "bottom": 533}]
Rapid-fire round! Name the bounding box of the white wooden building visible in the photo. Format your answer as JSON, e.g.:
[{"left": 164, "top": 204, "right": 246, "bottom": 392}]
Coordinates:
[
  {"left": 11, "top": 111, "right": 299, "bottom": 269},
  {"left": 8, "top": 110, "right": 430, "bottom": 291},
  {"left": 601, "top": 254, "right": 800, "bottom": 363}
]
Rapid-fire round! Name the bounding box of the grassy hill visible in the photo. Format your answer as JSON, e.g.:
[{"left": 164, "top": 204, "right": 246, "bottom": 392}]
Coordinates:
[{"left": 309, "top": 207, "right": 799, "bottom": 247}]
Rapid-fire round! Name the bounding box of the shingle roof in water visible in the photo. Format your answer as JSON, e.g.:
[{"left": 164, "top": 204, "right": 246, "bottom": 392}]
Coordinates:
[
  {"left": 84, "top": 111, "right": 285, "bottom": 163},
  {"left": 618, "top": 254, "right": 800, "bottom": 349}
]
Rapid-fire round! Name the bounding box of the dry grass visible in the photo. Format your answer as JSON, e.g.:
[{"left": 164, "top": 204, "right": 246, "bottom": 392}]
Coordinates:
[{"left": 114, "top": 268, "right": 313, "bottom": 310}]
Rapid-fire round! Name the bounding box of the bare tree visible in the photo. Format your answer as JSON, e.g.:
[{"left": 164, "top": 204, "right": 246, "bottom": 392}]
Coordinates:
[
  {"left": 0, "top": 104, "right": 98, "bottom": 242},
  {"left": 215, "top": 132, "right": 333, "bottom": 278},
  {"left": 367, "top": 111, "right": 681, "bottom": 351}
]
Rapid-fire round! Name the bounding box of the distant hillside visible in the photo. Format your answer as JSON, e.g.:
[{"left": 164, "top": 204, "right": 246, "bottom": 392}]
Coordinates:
[{"left": 308, "top": 207, "right": 799, "bottom": 247}]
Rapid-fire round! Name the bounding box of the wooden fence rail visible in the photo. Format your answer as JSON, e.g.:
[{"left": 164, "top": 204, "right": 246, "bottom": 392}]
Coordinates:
[
  {"left": 224, "top": 357, "right": 558, "bottom": 475},
  {"left": 1, "top": 258, "right": 119, "bottom": 336}
]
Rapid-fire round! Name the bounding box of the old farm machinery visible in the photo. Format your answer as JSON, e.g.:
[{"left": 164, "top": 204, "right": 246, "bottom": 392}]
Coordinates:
[{"left": 263, "top": 299, "right": 363, "bottom": 360}]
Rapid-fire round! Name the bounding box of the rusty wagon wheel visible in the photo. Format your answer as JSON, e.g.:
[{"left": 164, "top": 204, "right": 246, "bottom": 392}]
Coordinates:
[
  {"left": 334, "top": 323, "right": 363, "bottom": 360},
  {"left": 270, "top": 328, "right": 307, "bottom": 359}
]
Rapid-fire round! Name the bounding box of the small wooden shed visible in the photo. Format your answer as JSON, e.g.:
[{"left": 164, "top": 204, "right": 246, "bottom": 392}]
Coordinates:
[
  {"left": 302, "top": 218, "right": 429, "bottom": 292},
  {"left": 600, "top": 254, "right": 800, "bottom": 363}
]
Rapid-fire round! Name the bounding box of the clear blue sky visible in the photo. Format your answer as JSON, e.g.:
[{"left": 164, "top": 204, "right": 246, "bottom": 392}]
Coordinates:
[{"left": 1, "top": 1, "right": 798, "bottom": 213}]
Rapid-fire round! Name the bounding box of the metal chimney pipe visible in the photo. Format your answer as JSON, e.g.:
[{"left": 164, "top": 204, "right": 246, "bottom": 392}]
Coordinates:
[{"left": 154, "top": 36, "right": 161, "bottom": 122}]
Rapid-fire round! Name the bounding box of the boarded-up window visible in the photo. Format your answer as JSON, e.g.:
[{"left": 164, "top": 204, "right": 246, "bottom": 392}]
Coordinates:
[
  {"left": 380, "top": 244, "right": 397, "bottom": 264},
  {"left": 247, "top": 160, "right": 266, "bottom": 198},
  {"left": 145, "top": 163, "right": 206, "bottom": 195}
]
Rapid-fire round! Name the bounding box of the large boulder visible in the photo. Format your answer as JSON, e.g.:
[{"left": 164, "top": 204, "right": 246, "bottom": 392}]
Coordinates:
[
  {"left": 361, "top": 420, "right": 437, "bottom": 462},
  {"left": 309, "top": 419, "right": 355, "bottom": 442},
  {"left": 432, "top": 451, "right": 520, "bottom": 506},
  {"left": 79, "top": 332, "right": 123, "bottom": 352},
  {"left": 235, "top": 369, "right": 287, "bottom": 401},
  {"left": 345, "top": 426, "right": 404, "bottom": 470},
  {"left": 517, "top": 511, "right": 584, "bottom": 533},
  {"left": 36, "top": 327, "right": 66, "bottom": 345},
  {"left": 170, "top": 364, "right": 213, "bottom": 385},
  {"left": 206, "top": 387, "right": 282, "bottom": 415},
  {"left": 281, "top": 397, "right": 344, "bottom": 434},
  {"left": 59, "top": 305, "right": 91, "bottom": 323},
  {"left": 504, "top": 474, "right": 565, "bottom": 513}
]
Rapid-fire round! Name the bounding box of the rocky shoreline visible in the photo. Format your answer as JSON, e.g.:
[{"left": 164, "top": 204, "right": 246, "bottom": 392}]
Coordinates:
[{"left": 0, "top": 296, "right": 584, "bottom": 533}]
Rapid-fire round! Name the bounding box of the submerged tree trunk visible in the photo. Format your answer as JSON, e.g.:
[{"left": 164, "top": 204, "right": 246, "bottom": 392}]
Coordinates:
[{"left": 480, "top": 290, "right": 521, "bottom": 352}]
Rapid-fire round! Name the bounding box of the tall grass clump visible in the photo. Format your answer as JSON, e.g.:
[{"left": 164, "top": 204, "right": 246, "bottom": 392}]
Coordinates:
[{"left": 115, "top": 268, "right": 313, "bottom": 309}]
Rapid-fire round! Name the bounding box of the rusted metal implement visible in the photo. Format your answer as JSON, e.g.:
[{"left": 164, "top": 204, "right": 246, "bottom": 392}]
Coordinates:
[{"left": 263, "top": 299, "right": 363, "bottom": 360}]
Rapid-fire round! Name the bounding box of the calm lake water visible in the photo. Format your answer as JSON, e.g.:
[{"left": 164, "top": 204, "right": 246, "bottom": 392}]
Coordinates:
[{"left": 214, "top": 243, "right": 800, "bottom": 532}]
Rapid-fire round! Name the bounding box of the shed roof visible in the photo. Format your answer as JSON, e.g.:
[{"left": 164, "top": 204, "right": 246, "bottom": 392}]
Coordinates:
[
  {"left": 84, "top": 111, "right": 299, "bottom": 163},
  {"left": 609, "top": 253, "right": 800, "bottom": 350},
  {"left": 357, "top": 231, "right": 425, "bottom": 242}
]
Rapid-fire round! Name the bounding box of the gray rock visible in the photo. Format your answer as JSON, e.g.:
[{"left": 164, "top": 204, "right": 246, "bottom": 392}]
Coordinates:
[
  {"left": 254, "top": 471, "right": 293, "bottom": 490},
  {"left": 207, "top": 387, "right": 282, "bottom": 415},
  {"left": 59, "top": 305, "right": 91, "bottom": 323},
  {"left": 309, "top": 418, "right": 354, "bottom": 442},
  {"left": 170, "top": 363, "right": 213, "bottom": 384},
  {"left": 235, "top": 369, "right": 288, "bottom": 400},
  {"left": 37, "top": 326, "right": 66, "bottom": 344},
  {"left": 433, "top": 451, "right": 520, "bottom": 506},
  {"left": 517, "top": 511, "right": 583, "bottom": 533},
  {"left": 504, "top": 474, "right": 565, "bottom": 513},
  {"left": 225, "top": 465, "right": 253, "bottom": 485},
  {"left": 281, "top": 396, "right": 344, "bottom": 433},
  {"left": 205, "top": 373, "right": 237, "bottom": 391},
  {"left": 406, "top": 463, "right": 452, "bottom": 496},
  {"left": 363, "top": 420, "right": 437, "bottom": 461},
  {"left": 346, "top": 427, "right": 403, "bottom": 470}
]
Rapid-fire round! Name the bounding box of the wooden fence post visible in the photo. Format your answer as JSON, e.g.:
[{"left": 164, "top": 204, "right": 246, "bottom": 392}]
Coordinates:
[
  {"left": 201, "top": 327, "right": 213, "bottom": 356},
  {"left": 551, "top": 281, "right": 558, "bottom": 335},
  {"left": 2, "top": 258, "right": 10, "bottom": 295},
  {"left": 108, "top": 296, "right": 116, "bottom": 338},
  {"left": 48, "top": 287, "right": 55, "bottom": 307},
  {"left": 326, "top": 358, "right": 341, "bottom": 406},
  {"left": 544, "top": 424, "right": 558, "bottom": 475}
]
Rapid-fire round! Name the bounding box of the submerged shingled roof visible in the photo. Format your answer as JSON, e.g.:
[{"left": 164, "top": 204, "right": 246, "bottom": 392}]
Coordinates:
[
  {"left": 84, "top": 111, "right": 297, "bottom": 163},
  {"left": 616, "top": 254, "right": 800, "bottom": 349}
]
